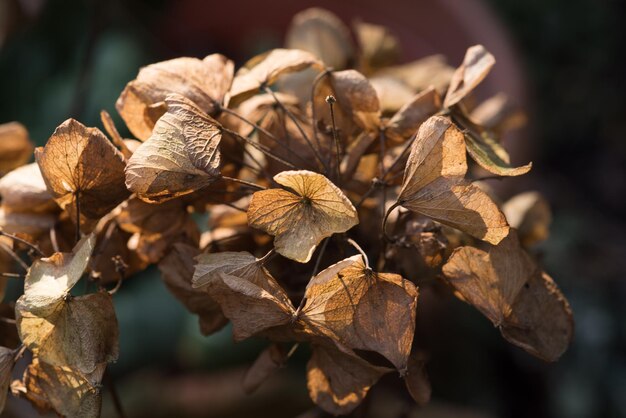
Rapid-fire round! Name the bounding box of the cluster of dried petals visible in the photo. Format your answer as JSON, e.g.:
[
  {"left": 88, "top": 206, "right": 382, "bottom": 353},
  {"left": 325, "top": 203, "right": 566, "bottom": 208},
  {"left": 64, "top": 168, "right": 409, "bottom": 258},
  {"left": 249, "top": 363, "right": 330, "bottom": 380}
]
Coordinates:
[{"left": 0, "top": 7, "right": 573, "bottom": 418}]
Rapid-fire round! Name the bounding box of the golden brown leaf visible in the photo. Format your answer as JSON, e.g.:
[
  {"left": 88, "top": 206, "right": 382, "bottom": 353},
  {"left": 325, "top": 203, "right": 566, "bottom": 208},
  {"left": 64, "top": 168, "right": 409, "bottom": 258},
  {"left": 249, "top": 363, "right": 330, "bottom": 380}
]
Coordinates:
[
  {"left": 353, "top": 20, "right": 401, "bottom": 72},
  {"left": 208, "top": 272, "right": 295, "bottom": 341},
  {"left": 385, "top": 87, "right": 442, "bottom": 145},
  {"left": 397, "top": 116, "right": 509, "bottom": 244},
  {"left": 117, "top": 196, "right": 200, "bottom": 263},
  {"left": 242, "top": 343, "right": 287, "bottom": 394},
  {"left": 444, "top": 45, "right": 495, "bottom": 108},
  {"left": 159, "top": 243, "right": 227, "bottom": 335},
  {"left": 442, "top": 231, "right": 573, "bottom": 361},
  {"left": 0, "top": 121, "right": 33, "bottom": 174},
  {"left": 307, "top": 344, "right": 390, "bottom": 415},
  {"left": 228, "top": 48, "right": 324, "bottom": 107},
  {"left": 35, "top": 119, "right": 129, "bottom": 228},
  {"left": 502, "top": 191, "right": 551, "bottom": 246},
  {"left": 19, "top": 234, "right": 96, "bottom": 315},
  {"left": 314, "top": 69, "right": 381, "bottom": 135},
  {"left": 0, "top": 163, "right": 55, "bottom": 213},
  {"left": 370, "top": 75, "right": 416, "bottom": 114},
  {"left": 0, "top": 346, "right": 14, "bottom": 413},
  {"left": 125, "top": 94, "right": 222, "bottom": 203},
  {"left": 16, "top": 290, "right": 119, "bottom": 374},
  {"left": 286, "top": 8, "right": 354, "bottom": 70},
  {"left": 470, "top": 93, "right": 527, "bottom": 134},
  {"left": 248, "top": 170, "right": 358, "bottom": 263},
  {"left": 100, "top": 109, "right": 134, "bottom": 159},
  {"left": 301, "top": 255, "right": 418, "bottom": 371},
  {"left": 116, "top": 54, "right": 234, "bottom": 140},
  {"left": 404, "top": 351, "right": 431, "bottom": 406},
  {"left": 375, "top": 54, "right": 454, "bottom": 93},
  {"left": 13, "top": 357, "right": 103, "bottom": 418},
  {"left": 0, "top": 207, "right": 56, "bottom": 236}
]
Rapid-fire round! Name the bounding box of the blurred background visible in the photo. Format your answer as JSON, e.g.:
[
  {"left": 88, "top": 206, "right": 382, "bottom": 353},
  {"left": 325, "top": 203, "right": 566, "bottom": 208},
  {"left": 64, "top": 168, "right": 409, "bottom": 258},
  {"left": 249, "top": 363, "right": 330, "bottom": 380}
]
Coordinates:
[{"left": 1, "top": 0, "right": 625, "bottom": 417}]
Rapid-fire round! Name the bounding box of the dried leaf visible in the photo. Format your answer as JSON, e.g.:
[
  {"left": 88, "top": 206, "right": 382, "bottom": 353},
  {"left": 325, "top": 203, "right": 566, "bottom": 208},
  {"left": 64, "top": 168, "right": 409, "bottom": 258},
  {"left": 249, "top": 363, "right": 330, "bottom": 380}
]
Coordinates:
[
  {"left": 286, "top": 8, "right": 355, "bottom": 70},
  {"left": 228, "top": 49, "right": 324, "bottom": 107},
  {"left": 0, "top": 162, "right": 55, "bottom": 213},
  {"left": 404, "top": 352, "right": 431, "bottom": 406},
  {"left": 307, "top": 344, "right": 389, "bottom": 415},
  {"left": 208, "top": 272, "right": 294, "bottom": 341},
  {"left": 385, "top": 87, "right": 442, "bottom": 145},
  {"left": 302, "top": 255, "right": 418, "bottom": 371},
  {"left": 116, "top": 54, "right": 234, "bottom": 140},
  {"left": 117, "top": 196, "right": 199, "bottom": 263},
  {"left": 0, "top": 207, "right": 56, "bottom": 236},
  {"left": 125, "top": 94, "right": 222, "bottom": 203},
  {"left": 470, "top": 93, "right": 527, "bottom": 133},
  {"left": 0, "top": 121, "right": 33, "bottom": 174},
  {"left": 20, "top": 234, "right": 96, "bottom": 315},
  {"left": 314, "top": 69, "right": 381, "bottom": 135},
  {"left": 0, "top": 346, "right": 14, "bottom": 413},
  {"left": 444, "top": 45, "right": 495, "bottom": 108},
  {"left": 375, "top": 54, "right": 454, "bottom": 93},
  {"left": 353, "top": 20, "right": 401, "bottom": 72},
  {"left": 248, "top": 170, "right": 358, "bottom": 263},
  {"left": 159, "top": 243, "right": 227, "bottom": 335},
  {"left": 502, "top": 191, "right": 551, "bottom": 246},
  {"left": 370, "top": 76, "right": 416, "bottom": 114},
  {"left": 16, "top": 290, "right": 119, "bottom": 373},
  {"left": 100, "top": 109, "right": 134, "bottom": 159},
  {"left": 35, "top": 119, "right": 129, "bottom": 228},
  {"left": 397, "top": 116, "right": 509, "bottom": 244},
  {"left": 442, "top": 231, "right": 573, "bottom": 361},
  {"left": 455, "top": 110, "right": 532, "bottom": 176},
  {"left": 14, "top": 357, "right": 103, "bottom": 418},
  {"left": 242, "top": 343, "right": 287, "bottom": 394}
]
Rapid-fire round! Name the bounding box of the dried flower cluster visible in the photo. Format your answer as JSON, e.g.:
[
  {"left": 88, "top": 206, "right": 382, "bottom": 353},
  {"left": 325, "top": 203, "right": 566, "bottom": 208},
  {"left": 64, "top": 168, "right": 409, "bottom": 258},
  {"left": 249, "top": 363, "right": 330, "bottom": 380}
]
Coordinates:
[{"left": 0, "top": 8, "right": 573, "bottom": 417}]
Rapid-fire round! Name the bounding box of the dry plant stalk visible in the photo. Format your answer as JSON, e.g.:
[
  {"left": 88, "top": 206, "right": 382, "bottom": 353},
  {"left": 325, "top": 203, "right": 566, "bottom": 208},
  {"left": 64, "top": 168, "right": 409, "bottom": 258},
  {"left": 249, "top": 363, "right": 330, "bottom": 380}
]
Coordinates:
[{"left": 0, "top": 7, "right": 572, "bottom": 417}]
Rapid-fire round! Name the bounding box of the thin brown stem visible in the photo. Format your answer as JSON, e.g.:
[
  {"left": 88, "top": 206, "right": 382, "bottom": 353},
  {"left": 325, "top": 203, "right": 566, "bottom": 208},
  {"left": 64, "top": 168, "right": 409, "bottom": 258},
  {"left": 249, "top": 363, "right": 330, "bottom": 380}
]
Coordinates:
[
  {"left": 257, "top": 248, "right": 275, "bottom": 265},
  {"left": 381, "top": 202, "right": 401, "bottom": 242},
  {"left": 223, "top": 127, "right": 297, "bottom": 169},
  {"left": 346, "top": 238, "right": 370, "bottom": 269},
  {"left": 50, "top": 225, "right": 60, "bottom": 253},
  {"left": 310, "top": 69, "right": 332, "bottom": 149},
  {"left": 75, "top": 191, "right": 81, "bottom": 244},
  {"left": 0, "top": 230, "right": 45, "bottom": 257},
  {"left": 0, "top": 317, "right": 16, "bottom": 324},
  {"left": 13, "top": 344, "right": 27, "bottom": 361},
  {"left": 286, "top": 343, "right": 300, "bottom": 359},
  {"left": 0, "top": 241, "right": 29, "bottom": 271},
  {"left": 221, "top": 176, "right": 266, "bottom": 191},
  {"left": 326, "top": 95, "right": 342, "bottom": 182},
  {"left": 221, "top": 106, "right": 316, "bottom": 171},
  {"left": 381, "top": 134, "right": 416, "bottom": 180},
  {"left": 263, "top": 85, "right": 327, "bottom": 172},
  {"left": 0, "top": 272, "right": 23, "bottom": 279}
]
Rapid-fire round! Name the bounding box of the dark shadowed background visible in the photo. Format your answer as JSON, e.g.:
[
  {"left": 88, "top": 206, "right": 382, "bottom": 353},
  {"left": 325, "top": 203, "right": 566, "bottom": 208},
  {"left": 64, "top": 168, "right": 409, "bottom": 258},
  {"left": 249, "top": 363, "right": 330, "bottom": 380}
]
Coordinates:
[{"left": 1, "top": 0, "right": 625, "bottom": 417}]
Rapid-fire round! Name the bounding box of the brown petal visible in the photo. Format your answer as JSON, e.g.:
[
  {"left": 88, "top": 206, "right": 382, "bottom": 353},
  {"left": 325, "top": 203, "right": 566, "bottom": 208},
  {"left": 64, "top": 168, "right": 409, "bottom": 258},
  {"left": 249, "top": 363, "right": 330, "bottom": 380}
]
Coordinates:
[
  {"left": 0, "top": 163, "right": 55, "bottom": 213},
  {"left": 125, "top": 94, "right": 222, "bottom": 203},
  {"left": 207, "top": 272, "right": 294, "bottom": 341},
  {"left": 13, "top": 357, "right": 103, "bottom": 418},
  {"left": 159, "top": 243, "right": 227, "bottom": 335},
  {"left": 228, "top": 48, "right": 324, "bottom": 107},
  {"left": 286, "top": 8, "right": 355, "bottom": 70},
  {"left": 444, "top": 45, "right": 495, "bottom": 108},
  {"left": 16, "top": 290, "right": 119, "bottom": 373},
  {"left": 404, "top": 351, "right": 431, "bottom": 406},
  {"left": 353, "top": 20, "right": 401, "bottom": 72},
  {"left": 385, "top": 87, "right": 442, "bottom": 145},
  {"left": 35, "top": 119, "right": 129, "bottom": 228},
  {"left": 0, "top": 347, "right": 14, "bottom": 413},
  {"left": 116, "top": 54, "right": 234, "bottom": 140},
  {"left": 242, "top": 343, "right": 287, "bottom": 394},
  {"left": 247, "top": 170, "right": 358, "bottom": 262},
  {"left": 442, "top": 231, "right": 573, "bottom": 361},
  {"left": 502, "top": 191, "right": 551, "bottom": 246},
  {"left": 375, "top": 54, "right": 454, "bottom": 93},
  {"left": 0, "top": 121, "right": 33, "bottom": 175},
  {"left": 398, "top": 116, "right": 509, "bottom": 244},
  {"left": 302, "top": 256, "right": 418, "bottom": 371},
  {"left": 306, "top": 344, "right": 389, "bottom": 415}
]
